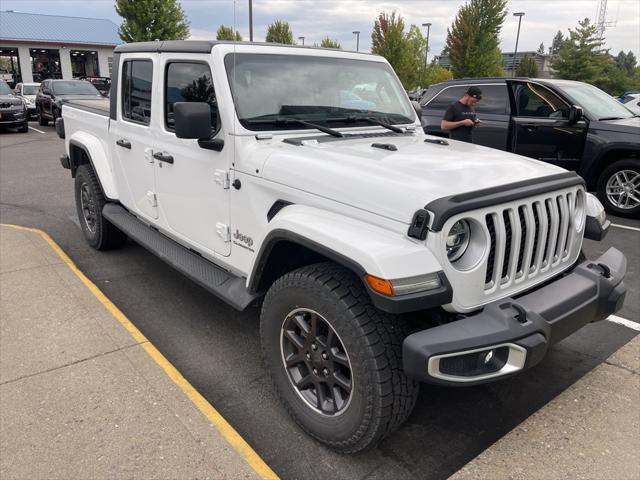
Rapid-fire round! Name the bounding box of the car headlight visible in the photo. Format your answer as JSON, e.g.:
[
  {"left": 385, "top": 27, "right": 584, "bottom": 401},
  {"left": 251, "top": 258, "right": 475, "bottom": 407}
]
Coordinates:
[{"left": 446, "top": 220, "right": 471, "bottom": 262}]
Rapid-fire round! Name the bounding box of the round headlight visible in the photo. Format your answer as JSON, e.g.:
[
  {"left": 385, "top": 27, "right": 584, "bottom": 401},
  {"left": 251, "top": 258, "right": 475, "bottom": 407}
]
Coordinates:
[{"left": 446, "top": 220, "right": 471, "bottom": 262}]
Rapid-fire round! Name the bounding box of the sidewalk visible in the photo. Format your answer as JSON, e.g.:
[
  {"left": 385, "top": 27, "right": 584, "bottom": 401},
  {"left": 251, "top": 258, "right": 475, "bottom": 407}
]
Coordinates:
[
  {"left": 0, "top": 225, "right": 276, "bottom": 480},
  {"left": 450, "top": 335, "right": 639, "bottom": 480}
]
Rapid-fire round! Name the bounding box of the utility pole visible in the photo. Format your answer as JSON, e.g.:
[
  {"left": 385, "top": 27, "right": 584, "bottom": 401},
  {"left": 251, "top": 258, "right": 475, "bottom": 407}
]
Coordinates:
[
  {"left": 249, "top": 0, "right": 253, "bottom": 42},
  {"left": 352, "top": 31, "right": 360, "bottom": 52},
  {"left": 512, "top": 12, "right": 525, "bottom": 77}
]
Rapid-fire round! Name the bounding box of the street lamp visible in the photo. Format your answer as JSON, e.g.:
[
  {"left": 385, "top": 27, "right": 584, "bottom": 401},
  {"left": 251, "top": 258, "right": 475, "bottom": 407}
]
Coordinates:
[
  {"left": 298, "top": 36, "right": 305, "bottom": 46},
  {"left": 421, "top": 23, "right": 432, "bottom": 69},
  {"left": 352, "top": 31, "right": 360, "bottom": 52},
  {"left": 512, "top": 12, "right": 525, "bottom": 77},
  {"left": 249, "top": 0, "right": 253, "bottom": 42}
]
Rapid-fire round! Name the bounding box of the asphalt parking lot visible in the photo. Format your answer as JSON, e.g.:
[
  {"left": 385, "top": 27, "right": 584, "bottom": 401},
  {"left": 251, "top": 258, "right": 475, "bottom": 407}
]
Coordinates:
[{"left": 1, "top": 124, "right": 638, "bottom": 480}]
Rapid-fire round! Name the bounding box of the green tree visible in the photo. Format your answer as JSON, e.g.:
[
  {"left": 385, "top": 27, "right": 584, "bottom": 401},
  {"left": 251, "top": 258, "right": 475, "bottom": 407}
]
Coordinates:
[
  {"left": 320, "top": 37, "right": 341, "bottom": 49},
  {"left": 216, "top": 25, "right": 242, "bottom": 41},
  {"left": 115, "top": 0, "right": 189, "bottom": 42},
  {"left": 444, "top": 0, "right": 507, "bottom": 78},
  {"left": 423, "top": 64, "right": 453, "bottom": 86},
  {"left": 549, "top": 30, "right": 564, "bottom": 55},
  {"left": 265, "top": 20, "right": 294, "bottom": 44},
  {"left": 537, "top": 42, "right": 545, "bottom": 54},
  {"left": 371, "top": 12, "right": 427, "bottom": 89},
  {"left": 615, "top": 50, "right": 637, "bottom": 76},
  {"left": 550, "top": 19, "right": 609, "bottom": 85},
  {"left": 516, "top": 55, "right": 538, "bottom": 77}
]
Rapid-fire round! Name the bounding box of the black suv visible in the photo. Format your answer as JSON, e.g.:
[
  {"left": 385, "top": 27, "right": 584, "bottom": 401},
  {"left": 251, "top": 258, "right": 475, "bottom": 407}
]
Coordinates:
[
  {"left": 0, "top": 80, "right": 28, "bottom": 133},
  {"left": 36, "top": 79, "right": 102, "bottom": 126},
  {"left": 420, "top": 78, "right": 640, "bottom": 218}
]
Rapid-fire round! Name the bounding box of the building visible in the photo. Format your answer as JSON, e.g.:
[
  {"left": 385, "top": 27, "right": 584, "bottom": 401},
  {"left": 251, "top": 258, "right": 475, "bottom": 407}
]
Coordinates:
[
  {"left": 436, "top": 51, "right": 554, "bottom": 79},
  {"left": 0, "top": 10, "right": 121, "bottom": 87}
]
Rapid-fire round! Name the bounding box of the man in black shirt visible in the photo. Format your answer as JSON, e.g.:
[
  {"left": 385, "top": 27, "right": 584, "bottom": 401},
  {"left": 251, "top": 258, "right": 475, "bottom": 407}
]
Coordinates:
[{"left": 440, "top": 86, "right": 482, "bottom": 143}]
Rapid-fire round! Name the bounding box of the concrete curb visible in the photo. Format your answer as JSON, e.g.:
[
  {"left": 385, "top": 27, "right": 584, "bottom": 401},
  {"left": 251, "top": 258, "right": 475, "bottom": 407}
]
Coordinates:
[{"left": 0, "top": 224, "right": 278, "bottom": 479}]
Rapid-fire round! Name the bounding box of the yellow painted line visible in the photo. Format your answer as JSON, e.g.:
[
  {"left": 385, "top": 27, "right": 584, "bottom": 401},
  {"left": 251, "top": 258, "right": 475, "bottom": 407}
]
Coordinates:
[{"left": 0, "top": 223, "right": 279, "bottom": 480}]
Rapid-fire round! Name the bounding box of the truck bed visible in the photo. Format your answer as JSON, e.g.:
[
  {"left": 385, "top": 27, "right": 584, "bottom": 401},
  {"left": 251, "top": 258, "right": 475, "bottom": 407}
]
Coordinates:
[{"left": 65, "top": 98, "right": 110, "bottom": 117}]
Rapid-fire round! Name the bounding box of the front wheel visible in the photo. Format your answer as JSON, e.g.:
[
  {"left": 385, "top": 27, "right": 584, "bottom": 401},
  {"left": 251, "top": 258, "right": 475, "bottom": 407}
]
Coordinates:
[
  {"left": 37, "top": 106, "right": 48, "bottom": 126},
  {"left": 18, "top": 121, "right": 28, "bottom": 133},
  {"left": 260, "top": 262, "right": 419, "bottom": 453},
  {"left": 74, "top": 165, "right": 127, "bottom": 250},
  {"left": 597, "top": 159, "right": 640, "bottom": 218}
]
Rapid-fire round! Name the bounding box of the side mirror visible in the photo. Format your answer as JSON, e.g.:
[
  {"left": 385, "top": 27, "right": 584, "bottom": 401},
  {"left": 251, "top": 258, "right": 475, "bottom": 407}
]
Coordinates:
[
  {"left": 568, "top": 105, "right": 583, "bottom": 124},
  {"left": 174, "top": 102, "right": 213, "bottom": 139},
  {"left": 411, "top": 100, "right": 422, "bottom": 120}
]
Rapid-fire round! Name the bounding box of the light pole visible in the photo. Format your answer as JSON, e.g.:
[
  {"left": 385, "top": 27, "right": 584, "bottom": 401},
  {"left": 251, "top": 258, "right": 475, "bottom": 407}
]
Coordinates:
[
  {"left": 298, "top": 36, "right": 305, "bottom": 46},
  {"left": 352, "top": 31, "right": 360, "bottom": 52},
  {"left": 249, "top": 0, "right": 253, "bottom": 42},
  {"left": 512, "top": 12, "right": 525, "bottom": 77},
  {"left": 421, "top": 22, "right": 432, "bottom": 70}
]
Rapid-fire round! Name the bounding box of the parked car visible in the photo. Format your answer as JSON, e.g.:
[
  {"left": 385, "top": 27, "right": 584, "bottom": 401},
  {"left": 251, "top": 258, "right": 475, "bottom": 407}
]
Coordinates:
[
  {"left": 420, "top": 78, "right": 640, "bottom": 218},
  {"left": 35, "top": 79, "right": 103, "bottom": 126},
  {"left": 79, "top": 76, "right": 111, "bottom": 97},
  {"left": 14, "top": 82, "right": 40, "bottom": 118},
  {"left": 58, "top": 41, "right": 625, "bottom": 453},
  {"left": 622, "top": 93, "right": 640, "bottom": 115},
  {"left": 617, "top": 90, "right": 640, "bottom": 103},
  {"left": 0, "top": 79, "right": 28, "bottom": 133}
]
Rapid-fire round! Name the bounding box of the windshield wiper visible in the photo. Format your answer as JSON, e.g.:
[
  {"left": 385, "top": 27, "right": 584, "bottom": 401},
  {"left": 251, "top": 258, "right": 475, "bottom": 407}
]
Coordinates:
[
  {"left": 598, "top": 116, "right": 625, "bottom": 121},
  {"left": 245, "top": 117, "right": 343, "bottom": 137},
  {"left": 331, "top": 115, "right": 405, "bottom": 133}
]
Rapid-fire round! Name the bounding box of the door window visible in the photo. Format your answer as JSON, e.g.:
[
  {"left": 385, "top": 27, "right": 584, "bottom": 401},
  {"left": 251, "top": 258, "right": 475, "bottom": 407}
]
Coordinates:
[
  {"left": 121, "top": 60, "right": 153, "bottom": 125},
  {"left": 474, "top": 85, "right": 509, "bottom": 115},
  {"left": 425, "top": 86, "right": 467, "bottom": 110},
  {"left": 514, "top": 82, "right": 569, "bottom": 118},
  {"left": 165, "top": 62, "right": 217, "bottom": 131}
]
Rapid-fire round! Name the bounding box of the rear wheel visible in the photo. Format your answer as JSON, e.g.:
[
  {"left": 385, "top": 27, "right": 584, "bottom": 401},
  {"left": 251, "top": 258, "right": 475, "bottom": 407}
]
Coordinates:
[
  {"left": 260, "top": 262, "right": 419, "bottom": 453},
  {"left": 597, "top": 159, "right": 640, "bottom": 218},
  {"left": 74, "top": 164, "right": 127, "bottom": 250}
]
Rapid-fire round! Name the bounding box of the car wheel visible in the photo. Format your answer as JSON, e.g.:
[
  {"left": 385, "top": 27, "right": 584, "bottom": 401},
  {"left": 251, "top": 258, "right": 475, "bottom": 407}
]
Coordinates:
[
  {"left": 74, "top": 164, "right": 127, "bottom": 250},
  {"left": 597, "top": 159, "right": 640, "bottom": 219},
  {"left": 37, "top": 107, "right": 48, "bottom": 126},
  {"left": 18, "top": 121, "right": 28, "bottom": 133},
  {"left": 260, "top": 262, "right": 419, "bottom": 453}
]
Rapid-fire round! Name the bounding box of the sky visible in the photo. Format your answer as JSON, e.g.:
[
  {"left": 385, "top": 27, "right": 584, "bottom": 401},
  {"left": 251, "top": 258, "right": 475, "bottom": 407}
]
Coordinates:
[{"left": 2, "top": 0, "right": 639, "bottom": 58}]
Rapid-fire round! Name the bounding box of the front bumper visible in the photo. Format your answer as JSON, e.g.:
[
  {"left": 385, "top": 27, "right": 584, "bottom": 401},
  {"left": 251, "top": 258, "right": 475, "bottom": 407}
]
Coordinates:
[
  {"left": 0, "top": 110, "right": 27, "bottom": 127},
  {"left": 403, "top": 247, "right": 626, "bottom": 386}
]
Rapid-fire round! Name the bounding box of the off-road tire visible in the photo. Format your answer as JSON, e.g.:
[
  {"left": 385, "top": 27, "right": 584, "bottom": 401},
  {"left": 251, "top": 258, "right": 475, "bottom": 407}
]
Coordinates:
[
  {"left": 37, "top": 107, "right": 48, "bottom": 126},
  {"left": 260, "top": 262, "right": 419, "bottom": 453},
  {"left": 74, "top": 164, "right": 127, "bottom": 250},
  {"left": 597, "top": 158, "right": 640, "bottom": 219}
]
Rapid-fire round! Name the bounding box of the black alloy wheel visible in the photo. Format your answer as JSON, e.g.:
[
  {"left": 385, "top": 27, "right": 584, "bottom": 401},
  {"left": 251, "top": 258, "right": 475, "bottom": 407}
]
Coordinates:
[{"left": 280, "top": 308, "right": 353, "bottom": 416}]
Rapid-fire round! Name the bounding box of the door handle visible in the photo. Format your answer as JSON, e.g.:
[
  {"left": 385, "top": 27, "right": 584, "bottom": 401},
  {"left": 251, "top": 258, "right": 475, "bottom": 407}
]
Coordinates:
[
  {"left": 116, "top": 139, "right": 131, "bottom": 149},
  {"left": 524, "top": 125, "right": 539, "bottom": 132},
  {"left": 153, "top": 152, "right": 174, "bottom": 164}
]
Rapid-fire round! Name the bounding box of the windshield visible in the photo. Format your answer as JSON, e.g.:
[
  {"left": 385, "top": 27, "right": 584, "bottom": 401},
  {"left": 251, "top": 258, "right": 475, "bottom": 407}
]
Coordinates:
[
  {"left": 52, "top": 81, "right": 100, "bottom": 95},
  {"left": 559, "top": 82, "right": 635, "bottom": 120},
  {"left": 23, "top": 85, "right": 39, "bottom": 95},
  {"left": 225, "top": 53, "right": 414, "bottom": 131},
  {"left": 0, "top": 81, "right": 12, "bottom": 95}
]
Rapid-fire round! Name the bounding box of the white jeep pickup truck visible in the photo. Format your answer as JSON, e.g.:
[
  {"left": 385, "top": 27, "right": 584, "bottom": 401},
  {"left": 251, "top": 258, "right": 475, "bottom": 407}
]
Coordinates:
[{"left": 57, "top": 41, "right": 626, "bottom": 453}]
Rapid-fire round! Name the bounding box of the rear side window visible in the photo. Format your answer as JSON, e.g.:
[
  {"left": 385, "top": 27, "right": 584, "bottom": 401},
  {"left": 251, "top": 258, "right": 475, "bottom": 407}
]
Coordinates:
[
  {"left": 425, "top": 86, "right": 467, "bottom": 110},
  {"left": 474, "top": 85, "right": 509, "bottom": 115},
  {"left": 513, "top": 82, "right": 569, "bottom": 119},
  {"left": 165, "top": 62, "right": 217, "bottom": 131},
  {"left": 121, "top": 60, "right": 153, "bottom": 125}
]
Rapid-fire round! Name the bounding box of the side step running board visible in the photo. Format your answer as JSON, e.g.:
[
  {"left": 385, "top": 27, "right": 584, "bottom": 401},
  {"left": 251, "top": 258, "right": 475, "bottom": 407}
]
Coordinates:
[{"left": 102, "top": 203, "right": 259, "bottom": 311}]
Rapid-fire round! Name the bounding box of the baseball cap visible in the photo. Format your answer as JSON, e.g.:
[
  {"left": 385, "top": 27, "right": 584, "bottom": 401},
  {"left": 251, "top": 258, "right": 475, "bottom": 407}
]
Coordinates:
[{"left": 467, "top": 86, "right": 482, "bottom": 99}]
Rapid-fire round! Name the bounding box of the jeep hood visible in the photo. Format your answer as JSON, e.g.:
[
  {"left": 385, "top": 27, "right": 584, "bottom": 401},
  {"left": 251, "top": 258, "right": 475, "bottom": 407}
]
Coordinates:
[{"left": 260, "top": 133, "right": 566, "bottom": 224}]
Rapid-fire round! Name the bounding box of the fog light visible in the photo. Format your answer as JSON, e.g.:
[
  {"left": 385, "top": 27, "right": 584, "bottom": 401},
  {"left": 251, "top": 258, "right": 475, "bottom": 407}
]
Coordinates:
[{"left": 439, "top": 347, "right": 509, "bottom": 377}]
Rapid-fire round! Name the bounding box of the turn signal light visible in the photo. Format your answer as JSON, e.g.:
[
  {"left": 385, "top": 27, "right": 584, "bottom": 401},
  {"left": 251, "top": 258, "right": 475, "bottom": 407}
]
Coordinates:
[{"left": 365, "top": 274, "right": 395, "bottom": 297}]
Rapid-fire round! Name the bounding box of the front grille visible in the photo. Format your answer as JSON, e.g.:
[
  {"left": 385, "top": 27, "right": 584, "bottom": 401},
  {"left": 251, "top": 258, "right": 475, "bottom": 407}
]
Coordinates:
[{"left": 483, "top": 191, "right": 576, "bottom": 290}]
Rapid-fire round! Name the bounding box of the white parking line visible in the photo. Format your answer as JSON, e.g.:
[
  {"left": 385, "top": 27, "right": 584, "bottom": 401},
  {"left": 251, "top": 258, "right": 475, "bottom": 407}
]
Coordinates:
[
  {"left": 607, "top": 315, "right": 640, "bottom": 331},
  {"left": 29, "top": 126, "right": 46, "bottom": 134}
]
